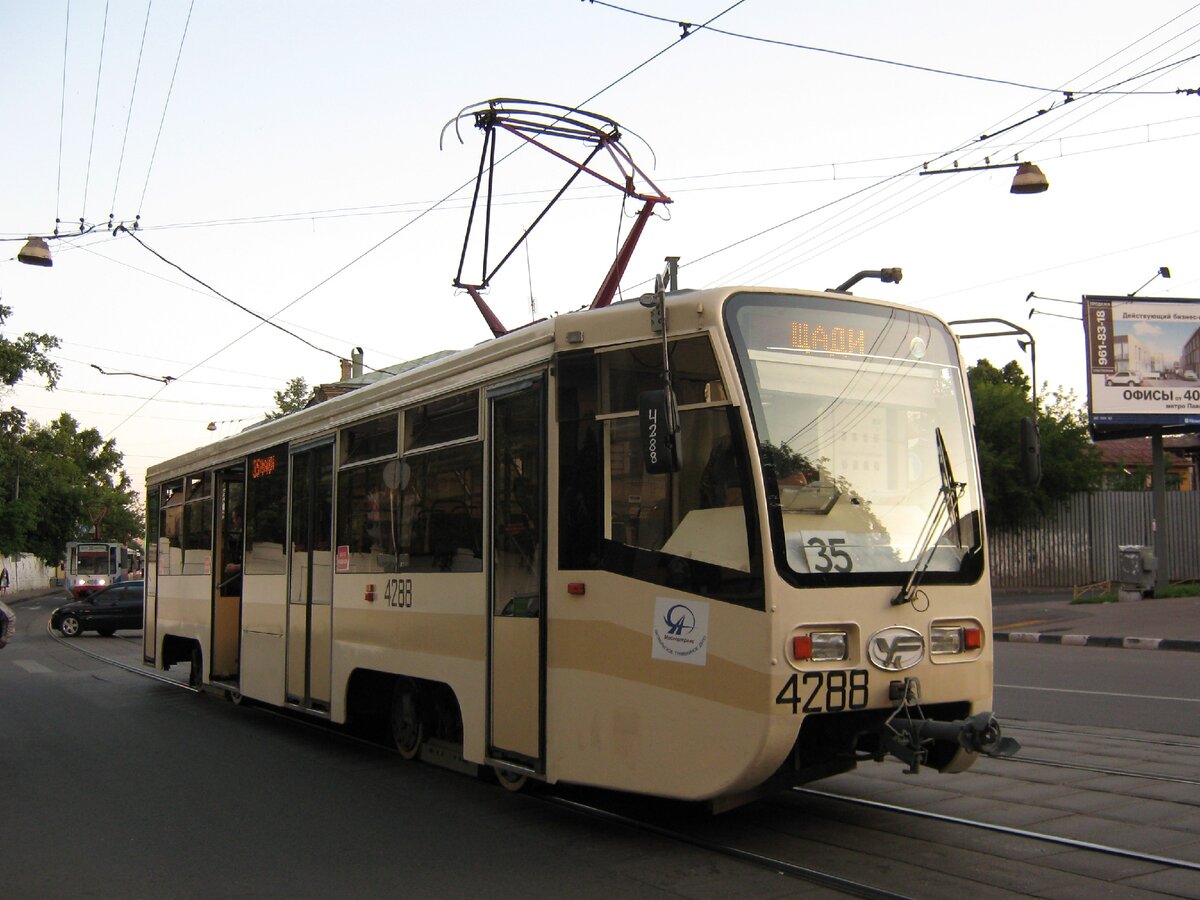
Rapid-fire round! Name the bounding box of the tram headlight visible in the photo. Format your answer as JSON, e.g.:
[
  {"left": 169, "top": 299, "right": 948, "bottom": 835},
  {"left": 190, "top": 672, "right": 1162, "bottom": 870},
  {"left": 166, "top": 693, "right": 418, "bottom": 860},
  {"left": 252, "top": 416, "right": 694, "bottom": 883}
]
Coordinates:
[
  {"left": 793, "top": 631, "right": 848, "bottom": 662},
  {"left": 930, "top": 625, "right": 982, "bottom": 655},
  {"left": 930, "top": 626, "right": 963, "bottom": 654}
]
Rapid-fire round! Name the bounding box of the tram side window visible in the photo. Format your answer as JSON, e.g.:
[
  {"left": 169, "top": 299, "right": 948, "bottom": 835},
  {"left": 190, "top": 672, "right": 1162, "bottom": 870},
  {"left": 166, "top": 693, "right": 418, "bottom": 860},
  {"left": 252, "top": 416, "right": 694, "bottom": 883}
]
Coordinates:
[
  {"left": 341, "top": 413, "right": 398, "bottom": 466},
  {"left": 158, "top": 481, "right": 184, "bottom": 575},
  {"left": 405, "top": 392, "right": 479, "bottom": 450},
  {"left": 557, "top": 349, "right": 602, "bottom": 570},
  {"left": 245, "top": 446, "right": 288, "bottom": 575},
  {"left": 336, "top": 443, "right": 483, "bottom": 574},
  {"left": 182, "top": 473, "right": 212, "bottom": 575},
  {"left": 607, "top": 407, "right": 752, "bottom": 573},
  {"left": 403, "top": 442, "right": 483, "bottom": 573}
]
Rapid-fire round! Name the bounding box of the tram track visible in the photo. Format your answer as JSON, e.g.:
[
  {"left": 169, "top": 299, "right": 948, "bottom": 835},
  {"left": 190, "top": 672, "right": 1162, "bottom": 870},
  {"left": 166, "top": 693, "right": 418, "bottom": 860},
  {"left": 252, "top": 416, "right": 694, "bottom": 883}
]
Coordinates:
[
  {"left": 792, "top": 787, "right": 1200, "bottom": 875},
  {"left": 540, "top": 794, "right": 913, "bottom": 900},
  {"left": 989, "top": 751, "right": 1200, "bottom": 788},
  {"left": 51, "top": 630, "right": 1200, "bottom": 895},
  {"left": 1007, "top": 720, "right": 1200, "bottom": 750}
]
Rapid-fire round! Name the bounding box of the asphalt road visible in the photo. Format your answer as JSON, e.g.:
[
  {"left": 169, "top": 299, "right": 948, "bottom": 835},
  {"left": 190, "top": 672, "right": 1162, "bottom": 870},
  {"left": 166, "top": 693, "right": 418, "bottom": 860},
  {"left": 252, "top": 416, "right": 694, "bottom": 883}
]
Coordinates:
[
  {"left": 7, "top": 592, "right": 1199, "bottom": 897},
  {"left": 995, "top": 641, "right": 1200, "bottom": 737},
  {"left": 2, "top": 598, "right": 795, "bottom": 900}
]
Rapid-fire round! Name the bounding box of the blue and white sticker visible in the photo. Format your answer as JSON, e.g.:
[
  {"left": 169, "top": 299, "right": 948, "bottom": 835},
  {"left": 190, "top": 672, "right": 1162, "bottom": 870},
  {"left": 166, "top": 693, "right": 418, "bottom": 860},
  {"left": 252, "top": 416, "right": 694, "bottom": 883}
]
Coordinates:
[{"left": 652, "top": 598, "right": 709, "bottom": 666}]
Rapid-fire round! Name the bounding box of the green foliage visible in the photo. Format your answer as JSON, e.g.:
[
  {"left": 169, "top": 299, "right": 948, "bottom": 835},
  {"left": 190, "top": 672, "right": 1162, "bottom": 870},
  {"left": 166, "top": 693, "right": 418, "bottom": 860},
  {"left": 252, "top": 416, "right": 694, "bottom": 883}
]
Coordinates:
[
  {"left": 0, "top": 306, "right": 141, "bottom": 562},
  {"left": 968, "top": 358, "right": 1104, "bottom": 532},
  {"left": 0, "top": 302, "right": 60, "bottom": 390},
  {"left": 266, "top": 376, "right": 311, "bottom": 419},
  {"left": 0, "top": 413, "right": 144, "bottom": 562}
]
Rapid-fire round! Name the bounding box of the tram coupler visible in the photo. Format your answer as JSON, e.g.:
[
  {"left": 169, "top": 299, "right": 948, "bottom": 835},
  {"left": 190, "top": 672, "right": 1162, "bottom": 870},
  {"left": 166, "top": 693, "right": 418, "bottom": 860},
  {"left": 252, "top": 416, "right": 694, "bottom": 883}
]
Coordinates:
[{"left": 878, "top": 678, "right": 1020, "bottom": 773}]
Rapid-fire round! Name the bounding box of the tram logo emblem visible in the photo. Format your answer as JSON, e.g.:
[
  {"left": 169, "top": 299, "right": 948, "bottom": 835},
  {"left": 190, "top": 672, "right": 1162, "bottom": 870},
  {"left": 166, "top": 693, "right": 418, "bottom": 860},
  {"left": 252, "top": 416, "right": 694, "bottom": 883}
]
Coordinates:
[
  {"left": 652, "top": 598, "right": 709, "bottom": 666},
  {"left": 867, "top": 626, "right": 924, "bottom": 671},
  {"left": 664, "top": 604, "right": 696, "bottom": 636}
]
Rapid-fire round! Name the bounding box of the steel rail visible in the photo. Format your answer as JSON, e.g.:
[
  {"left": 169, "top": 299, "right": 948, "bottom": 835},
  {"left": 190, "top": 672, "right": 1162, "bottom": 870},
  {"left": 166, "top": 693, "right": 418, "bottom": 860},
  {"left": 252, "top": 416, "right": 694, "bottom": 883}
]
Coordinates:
[
  {"left": 45, "top": 622, "right": 199, "bottom": 692},
  {"left": 541, "top": 794, "right": 913, "bottom": 900},
  {"left": 990, "top": 752, "right": 1200, "bottom": 787},
  {"left": 796, "top": 788, "right": 1200, "bottom": 873},
  {"left": 1006, "top": 721, "right": 1200, "bottom": 750}
]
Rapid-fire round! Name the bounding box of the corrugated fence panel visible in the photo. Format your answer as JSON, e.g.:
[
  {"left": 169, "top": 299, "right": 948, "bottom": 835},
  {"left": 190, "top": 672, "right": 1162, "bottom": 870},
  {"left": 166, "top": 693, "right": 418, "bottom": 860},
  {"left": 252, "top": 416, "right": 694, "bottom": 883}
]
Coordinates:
[{"left": 990, "top": 491, "right": 1200, "bottom": 590}]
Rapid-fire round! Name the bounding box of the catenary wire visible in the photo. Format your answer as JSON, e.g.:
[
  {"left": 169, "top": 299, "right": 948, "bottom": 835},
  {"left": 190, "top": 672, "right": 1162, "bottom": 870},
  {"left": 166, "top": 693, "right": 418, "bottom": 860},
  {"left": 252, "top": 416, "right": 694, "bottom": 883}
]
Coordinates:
[
  {"left": 55, "top": 1, "right": 72, "bottom": 232},
  {"left": 110, "top": 0, "right": 155, "bottom": 217},
  {"left": 81, "top": 0, "right": 112, "bottom": 222},
  {"left": 587, "top": 0, "right": 1200, "bottom": 96},
  {"left": 693, "top": 13, "right": 1200, "bottom": 289},
  {"left": 137, "top": 0, "right": 195, "bottom": 216}
]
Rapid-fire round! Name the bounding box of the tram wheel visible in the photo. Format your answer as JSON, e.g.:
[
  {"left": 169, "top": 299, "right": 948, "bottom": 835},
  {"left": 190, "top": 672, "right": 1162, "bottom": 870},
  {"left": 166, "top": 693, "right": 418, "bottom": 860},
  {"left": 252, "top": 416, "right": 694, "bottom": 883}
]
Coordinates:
[
  {"left": 391, "top": 679, "right": 424, "bottom": 760},
  {"left": 493, "top": 767, "right": 528, "bottom": 793}
]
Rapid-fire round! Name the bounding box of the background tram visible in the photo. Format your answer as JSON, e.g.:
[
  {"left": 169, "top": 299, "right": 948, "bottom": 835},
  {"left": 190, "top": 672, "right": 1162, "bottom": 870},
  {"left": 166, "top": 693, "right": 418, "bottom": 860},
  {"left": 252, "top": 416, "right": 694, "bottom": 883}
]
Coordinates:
[
  {"left": 65, "top": 541, "right": 136, "bottom": 599},
  {"left": 144, "top": 284, "right": 1014, "bottom": 809}
]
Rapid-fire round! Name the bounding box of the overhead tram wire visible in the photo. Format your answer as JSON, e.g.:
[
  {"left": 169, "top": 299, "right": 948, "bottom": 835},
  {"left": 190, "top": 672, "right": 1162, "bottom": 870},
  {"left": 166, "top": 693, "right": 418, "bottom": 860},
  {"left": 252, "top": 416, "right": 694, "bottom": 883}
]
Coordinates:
[
  {"left": 81, "top": 0, "right": 112, "bottom": 225},
  {"left": 88, "top": 112, "right": 1196, "bottom": 238},
  {"left": 68, "top": 233, "right": 400, "bottom": 365},
  {"left": 588, "top": 0, "right": 1200, "bottom": 97},
  {"left": 687, "top": 9, "right": 1200, "bottom": 289},
  {"left": 105, "top": 0, "right": 751, "bottom": 440},
  {"left": 110, "top": 0, "right": 155, "bottom": 219},
  {"left": 115, "top": 226, "right": 350, "bottom": 365},
  {"left": 55, "top": 1, "right": 72, "bottom": 234},
  {"left": 137, "top": 0, "right": 195, "bottom": 217}
]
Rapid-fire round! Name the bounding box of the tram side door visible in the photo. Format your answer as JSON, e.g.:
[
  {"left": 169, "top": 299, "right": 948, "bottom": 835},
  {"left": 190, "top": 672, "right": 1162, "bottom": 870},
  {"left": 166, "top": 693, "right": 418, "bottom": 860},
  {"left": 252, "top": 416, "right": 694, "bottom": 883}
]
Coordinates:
[
  {"left": 211, "top": 465, "right": 245, "bottom": 683},
  {"left": 286, "top": 442, "right": 334, "bottom": 712},
  {"left": 487, "top": 378, "right": 545, "bottom": 769}
]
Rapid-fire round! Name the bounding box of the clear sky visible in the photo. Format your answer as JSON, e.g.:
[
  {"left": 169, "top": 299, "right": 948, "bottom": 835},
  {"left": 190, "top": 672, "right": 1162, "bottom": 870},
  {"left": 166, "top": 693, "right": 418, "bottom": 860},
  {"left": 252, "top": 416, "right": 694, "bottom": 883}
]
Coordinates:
[{"left": 3, "top": 1, "right": 1200, "bottom": 494}]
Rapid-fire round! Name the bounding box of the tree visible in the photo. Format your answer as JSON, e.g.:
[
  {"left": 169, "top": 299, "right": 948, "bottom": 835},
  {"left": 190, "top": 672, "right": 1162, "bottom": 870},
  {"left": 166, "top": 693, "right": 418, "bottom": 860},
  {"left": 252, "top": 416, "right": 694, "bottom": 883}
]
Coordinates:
[
  {"left": 968, "top": 358, "right": 1104, "bottom": 532},
  {"left": 0, "top": 306, "right": 141, "bottom": 561},
  {"left": 266, "top": 376, "right": 311, "bottom": 419},
  {"left": 10, "top": 413, "right": 143, "bottom": 562}
]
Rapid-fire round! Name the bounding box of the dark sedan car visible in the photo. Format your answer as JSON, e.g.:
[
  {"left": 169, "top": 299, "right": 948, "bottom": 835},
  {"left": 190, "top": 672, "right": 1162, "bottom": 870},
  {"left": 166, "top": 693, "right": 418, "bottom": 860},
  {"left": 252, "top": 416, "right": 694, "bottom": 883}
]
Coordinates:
[{"left": 51, "top": 581, "right": 145, "bottom": 637}]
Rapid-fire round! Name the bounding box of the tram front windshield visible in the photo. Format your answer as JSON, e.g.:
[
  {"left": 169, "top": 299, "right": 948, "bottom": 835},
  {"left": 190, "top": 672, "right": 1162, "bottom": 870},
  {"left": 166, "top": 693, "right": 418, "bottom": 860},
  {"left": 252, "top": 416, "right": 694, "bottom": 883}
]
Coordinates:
[{"left": 727, "top": 292, "right": 982, "bottom": 583}]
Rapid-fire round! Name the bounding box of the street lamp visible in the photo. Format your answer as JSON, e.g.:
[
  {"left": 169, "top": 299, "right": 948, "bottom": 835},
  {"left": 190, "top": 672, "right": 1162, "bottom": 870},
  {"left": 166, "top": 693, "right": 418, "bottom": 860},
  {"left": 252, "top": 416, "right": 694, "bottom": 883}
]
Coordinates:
[
  {"left": 17, "top": 236, "right": 53, "bottom": 267},
  {"left": 919, "top": 160, "right": 1049, "bottom": 194}
]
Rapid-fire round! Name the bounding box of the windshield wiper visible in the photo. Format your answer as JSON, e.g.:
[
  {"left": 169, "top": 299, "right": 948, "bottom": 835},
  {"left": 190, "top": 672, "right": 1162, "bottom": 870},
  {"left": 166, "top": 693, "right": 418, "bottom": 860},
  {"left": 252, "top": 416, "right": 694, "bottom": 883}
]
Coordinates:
[{"left": 891, "top": 428, "right": 965, "bottom": 606}]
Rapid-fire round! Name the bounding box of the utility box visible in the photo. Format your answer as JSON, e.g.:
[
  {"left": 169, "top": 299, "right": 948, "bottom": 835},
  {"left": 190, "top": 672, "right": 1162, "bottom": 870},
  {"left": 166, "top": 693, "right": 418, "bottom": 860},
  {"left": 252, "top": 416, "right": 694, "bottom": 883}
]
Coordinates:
[{"left": 1117, "top": 544, "right": 1156, "bottom": 599}]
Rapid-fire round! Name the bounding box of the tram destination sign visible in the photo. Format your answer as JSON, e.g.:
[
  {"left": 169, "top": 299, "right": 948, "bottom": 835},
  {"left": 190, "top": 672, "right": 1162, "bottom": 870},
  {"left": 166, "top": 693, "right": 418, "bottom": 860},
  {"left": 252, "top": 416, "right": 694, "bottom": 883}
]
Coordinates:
[{"left": 1083, "top": 295, "right": 1200, "bottom": 436}]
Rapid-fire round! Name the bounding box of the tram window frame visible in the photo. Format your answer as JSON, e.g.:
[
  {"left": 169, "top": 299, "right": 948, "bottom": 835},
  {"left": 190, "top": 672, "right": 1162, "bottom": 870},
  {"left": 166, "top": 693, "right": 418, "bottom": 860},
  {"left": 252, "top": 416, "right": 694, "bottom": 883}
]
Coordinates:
[
  {"left": 557, "top": 341, "right": 763, "bottom": 609},
  {"left": 340, "top": 413, "right": 399, "bottom": 467},
  {"left": 336, "top": 395, "right": 484, "bottom": 575},
  {"left": 157, "top": 480, "right": 184, "bottom": 575},
  {"left": 245, "top": 445, "right": 288, "bottom": 575},
  {"left": 404, "top": 390, "right": 480, "bottom": 452},
  {"left": 181, "top": 472, "right": 213, "bottom": 575}
]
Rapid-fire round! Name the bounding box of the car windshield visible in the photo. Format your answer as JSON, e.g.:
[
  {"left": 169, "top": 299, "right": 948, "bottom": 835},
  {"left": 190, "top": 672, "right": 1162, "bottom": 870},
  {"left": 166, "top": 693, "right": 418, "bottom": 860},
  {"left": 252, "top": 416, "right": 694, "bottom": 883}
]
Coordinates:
[{"left": 726, "top": 292, "right": 982, "bottom": 582}]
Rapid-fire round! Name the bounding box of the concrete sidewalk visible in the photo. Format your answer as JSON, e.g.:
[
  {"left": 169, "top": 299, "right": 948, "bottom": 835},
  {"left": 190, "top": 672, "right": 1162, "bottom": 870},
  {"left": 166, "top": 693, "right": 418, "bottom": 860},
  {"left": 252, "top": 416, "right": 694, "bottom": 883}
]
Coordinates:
[{"left": 993, "top": 591, "right": 1200, "bottom": 652}]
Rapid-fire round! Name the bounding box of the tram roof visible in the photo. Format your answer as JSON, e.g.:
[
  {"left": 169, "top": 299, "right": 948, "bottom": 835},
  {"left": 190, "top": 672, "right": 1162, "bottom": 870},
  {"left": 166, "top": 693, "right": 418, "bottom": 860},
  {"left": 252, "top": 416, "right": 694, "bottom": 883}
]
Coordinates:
[{"left": 146, "top": 285, "right": 934, "bottom": 482}]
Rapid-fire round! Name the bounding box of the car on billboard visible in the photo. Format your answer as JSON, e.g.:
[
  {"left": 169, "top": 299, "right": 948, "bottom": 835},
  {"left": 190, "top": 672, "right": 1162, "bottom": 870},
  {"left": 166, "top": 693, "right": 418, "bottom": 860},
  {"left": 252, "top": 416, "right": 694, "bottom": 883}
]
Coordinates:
[
  {"left": 1104, "top": 370, "right": 1142, "bottom": 386},
  {"left": 1186, "top": 370, "right": 1198, "bottom": 381}
]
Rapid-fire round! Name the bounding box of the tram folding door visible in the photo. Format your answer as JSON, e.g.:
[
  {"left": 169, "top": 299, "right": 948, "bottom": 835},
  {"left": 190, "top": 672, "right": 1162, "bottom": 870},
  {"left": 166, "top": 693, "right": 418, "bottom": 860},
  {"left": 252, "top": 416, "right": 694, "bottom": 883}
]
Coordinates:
[
  {"left": 286, "top": 442, "right": 334, "bottom": 712},
  {"left": 488, "top": 378, "right": 546, "bottom": 767}
]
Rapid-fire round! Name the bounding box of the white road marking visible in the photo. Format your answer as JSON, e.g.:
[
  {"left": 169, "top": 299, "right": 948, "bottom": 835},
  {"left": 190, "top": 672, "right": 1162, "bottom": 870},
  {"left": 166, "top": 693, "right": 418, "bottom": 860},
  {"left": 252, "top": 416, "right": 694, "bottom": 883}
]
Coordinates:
[{"left": 995, "top": 683, "right": 1200, "bottom": 703}]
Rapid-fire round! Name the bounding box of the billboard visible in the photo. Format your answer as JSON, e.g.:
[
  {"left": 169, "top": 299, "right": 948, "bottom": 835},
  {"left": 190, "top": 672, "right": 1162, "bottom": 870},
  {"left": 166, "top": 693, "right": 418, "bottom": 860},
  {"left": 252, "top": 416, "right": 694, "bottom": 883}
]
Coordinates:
[{"left": 1083, "top": 295, "right": 1200, "bottom": 436}]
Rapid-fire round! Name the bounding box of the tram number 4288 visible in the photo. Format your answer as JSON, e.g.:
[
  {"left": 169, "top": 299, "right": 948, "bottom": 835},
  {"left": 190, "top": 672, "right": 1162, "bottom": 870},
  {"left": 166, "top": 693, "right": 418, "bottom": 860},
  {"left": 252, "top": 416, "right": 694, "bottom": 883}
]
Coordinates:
[{"left": 775, "top": 670, "right": 869, "bottom": 714}]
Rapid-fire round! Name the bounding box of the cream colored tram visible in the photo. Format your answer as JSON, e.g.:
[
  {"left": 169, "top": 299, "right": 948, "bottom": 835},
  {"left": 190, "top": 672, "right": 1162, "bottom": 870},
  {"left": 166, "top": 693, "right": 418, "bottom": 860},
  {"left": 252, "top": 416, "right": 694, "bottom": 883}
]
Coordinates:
[{"left": 144, "top": 285, "right": 1013, "bottom": 809}]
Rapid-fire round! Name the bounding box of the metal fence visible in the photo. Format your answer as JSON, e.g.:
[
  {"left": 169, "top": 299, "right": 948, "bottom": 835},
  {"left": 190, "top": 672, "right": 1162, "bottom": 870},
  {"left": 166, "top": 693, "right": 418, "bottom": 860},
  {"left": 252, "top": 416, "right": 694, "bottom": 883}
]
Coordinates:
[{"left": 989, "top": 491, "right": 1200, "bottom": 591}]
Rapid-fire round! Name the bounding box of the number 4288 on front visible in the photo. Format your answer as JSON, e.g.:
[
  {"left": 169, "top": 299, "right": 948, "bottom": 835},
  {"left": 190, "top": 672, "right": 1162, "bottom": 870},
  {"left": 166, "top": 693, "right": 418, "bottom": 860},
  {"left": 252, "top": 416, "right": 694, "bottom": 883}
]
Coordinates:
[{"left": 775, "top": 669, "right": 869, "bottom": 714}]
